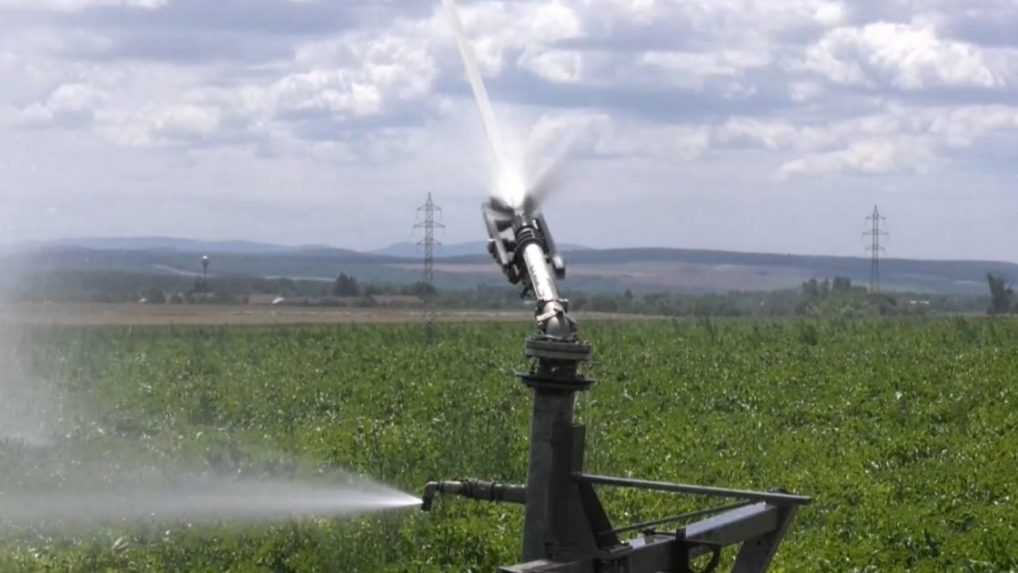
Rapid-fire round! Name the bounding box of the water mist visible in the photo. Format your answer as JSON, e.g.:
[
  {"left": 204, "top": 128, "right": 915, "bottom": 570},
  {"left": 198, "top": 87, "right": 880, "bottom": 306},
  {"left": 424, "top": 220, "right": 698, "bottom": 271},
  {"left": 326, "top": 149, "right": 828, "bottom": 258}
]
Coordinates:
[
  {"left": 0, "top": 310, "right": 418, "bottom": 535},
  {"left": 0, "top": 307, "right": 57, "bottom": 448},
  {"left": 0, "top": 472, "right": 420, "bottom": 533}
]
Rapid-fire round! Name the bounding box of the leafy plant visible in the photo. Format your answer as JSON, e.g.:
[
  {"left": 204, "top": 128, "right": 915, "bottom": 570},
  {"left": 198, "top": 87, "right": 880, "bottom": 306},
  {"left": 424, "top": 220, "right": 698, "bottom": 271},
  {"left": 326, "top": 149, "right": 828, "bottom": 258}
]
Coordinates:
[{"left": 1, "top": 318, "right": 1016, "bottom": 571}]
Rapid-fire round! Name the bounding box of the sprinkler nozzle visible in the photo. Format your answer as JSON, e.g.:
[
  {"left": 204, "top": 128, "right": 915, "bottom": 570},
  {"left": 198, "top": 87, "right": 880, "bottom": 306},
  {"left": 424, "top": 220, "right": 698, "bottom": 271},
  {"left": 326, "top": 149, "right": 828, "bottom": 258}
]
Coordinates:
[{"left": 421, "top": 482, "right": 438, "bottom": 512}]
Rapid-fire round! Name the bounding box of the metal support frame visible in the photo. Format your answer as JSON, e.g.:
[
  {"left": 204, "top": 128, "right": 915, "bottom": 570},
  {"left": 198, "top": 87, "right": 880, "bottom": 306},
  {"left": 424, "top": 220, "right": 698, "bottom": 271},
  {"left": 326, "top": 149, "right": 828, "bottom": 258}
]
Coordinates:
[{"left": 574, "top": 475, "right": 811, "bottom": 507}]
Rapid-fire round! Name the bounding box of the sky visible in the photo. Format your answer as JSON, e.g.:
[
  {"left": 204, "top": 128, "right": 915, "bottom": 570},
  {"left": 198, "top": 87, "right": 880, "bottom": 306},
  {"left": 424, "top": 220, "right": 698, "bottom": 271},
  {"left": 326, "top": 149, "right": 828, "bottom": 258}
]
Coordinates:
[{"left": 0, "top": 0, "right": 1016, "bottom": 261}]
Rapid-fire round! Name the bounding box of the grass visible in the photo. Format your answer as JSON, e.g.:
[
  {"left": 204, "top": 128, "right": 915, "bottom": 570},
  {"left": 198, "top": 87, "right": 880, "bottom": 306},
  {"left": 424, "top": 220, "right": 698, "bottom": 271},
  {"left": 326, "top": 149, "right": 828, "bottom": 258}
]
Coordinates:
[{"left": 1, "top": 317, "right": 1017, "bottom": 571}]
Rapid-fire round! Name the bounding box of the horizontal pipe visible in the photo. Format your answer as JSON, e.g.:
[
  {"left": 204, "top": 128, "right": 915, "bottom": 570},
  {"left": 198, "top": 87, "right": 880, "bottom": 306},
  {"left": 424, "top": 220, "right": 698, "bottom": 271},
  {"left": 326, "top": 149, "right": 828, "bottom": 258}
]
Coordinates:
[
  {"left": 422, "top": 480, "right": 527, "bottom": 511},
  {"left": 573, "top": 474, "right": 812, "bottom": 507}
]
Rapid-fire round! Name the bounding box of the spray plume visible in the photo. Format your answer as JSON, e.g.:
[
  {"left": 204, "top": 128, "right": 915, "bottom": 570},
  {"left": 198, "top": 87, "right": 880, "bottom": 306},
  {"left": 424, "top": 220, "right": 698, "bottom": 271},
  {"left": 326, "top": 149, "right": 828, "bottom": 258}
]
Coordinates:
[
  {"left": 0, "top": 308, "right": 57, "bottom": 447},
  {"left": 442, "top": 0, "right": 526, "bottom": 209},
  {"left": 0, "top": 475, "right": 420, "bottom": 532},
  {"left": 442, "top": 0, "right": 572, "bottom": 214},
  {"left": 0, "top": 313, "right": 419, "bottom": 533}
]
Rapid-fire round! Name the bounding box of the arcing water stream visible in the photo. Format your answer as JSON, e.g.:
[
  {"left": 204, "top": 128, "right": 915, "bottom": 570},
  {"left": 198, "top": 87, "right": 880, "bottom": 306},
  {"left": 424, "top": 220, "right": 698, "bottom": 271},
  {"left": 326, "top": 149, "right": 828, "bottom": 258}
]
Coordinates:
[
  {"left": 443, "top": 0, "right": 575, "bottom": 217},
  {"left": 442, "top": 0, "right": 527, "bottom": 210}
]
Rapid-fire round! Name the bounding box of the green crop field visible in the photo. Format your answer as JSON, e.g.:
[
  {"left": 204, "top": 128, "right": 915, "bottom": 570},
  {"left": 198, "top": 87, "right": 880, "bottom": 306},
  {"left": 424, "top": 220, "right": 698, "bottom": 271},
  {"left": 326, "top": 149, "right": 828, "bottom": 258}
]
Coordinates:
[{"left": 1, "top": 318, "right": 1017, "bottom": 572}]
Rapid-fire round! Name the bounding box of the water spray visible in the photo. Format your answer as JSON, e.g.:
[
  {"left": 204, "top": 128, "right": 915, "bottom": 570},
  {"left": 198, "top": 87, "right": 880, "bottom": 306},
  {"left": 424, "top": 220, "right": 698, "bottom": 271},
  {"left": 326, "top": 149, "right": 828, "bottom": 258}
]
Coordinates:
[
  {"left": 426, "top": 2, "right": 812, "bottom": 571},
  {"left": 0, "top": 468, "right": 421, "bottom": 534},
  {"left": 0, "top": 478, "right": 421, "bottom": 530}
]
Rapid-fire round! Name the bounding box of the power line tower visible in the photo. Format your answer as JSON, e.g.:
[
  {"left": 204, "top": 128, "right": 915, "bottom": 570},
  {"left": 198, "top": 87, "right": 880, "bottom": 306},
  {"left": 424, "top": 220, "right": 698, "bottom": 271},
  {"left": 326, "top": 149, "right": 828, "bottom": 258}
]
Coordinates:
[
  {"left": 864, "top": 205, "right": 888, "bottom": 294},
  {"left": 414, "top": 193, "right": 444, "bottom": 339}
]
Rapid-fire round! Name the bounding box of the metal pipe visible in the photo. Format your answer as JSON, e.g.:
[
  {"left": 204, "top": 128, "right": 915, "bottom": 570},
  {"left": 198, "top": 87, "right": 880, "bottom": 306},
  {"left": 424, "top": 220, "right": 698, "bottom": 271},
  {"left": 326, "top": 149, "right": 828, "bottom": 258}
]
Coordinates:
[
  {"left": 519, "top": 241, "right": 571, "bottom": 339},
  {"left": 520, "top": 242, "right": 559, "bottom": 302},
  {"left": 605, "top": 500, "right": 753, "bottom": 537},
  {"left": 522, "top": 390, "right": 578, "bottom": 560},
  {"left": 519, "top": 242, "right": 571, "bottom": 339},
  {"left": 573, "top": 474, "right": 813, "bottom": 507},
  {"left": 421, "top": 480, "right": 527, "bottom": 511}
]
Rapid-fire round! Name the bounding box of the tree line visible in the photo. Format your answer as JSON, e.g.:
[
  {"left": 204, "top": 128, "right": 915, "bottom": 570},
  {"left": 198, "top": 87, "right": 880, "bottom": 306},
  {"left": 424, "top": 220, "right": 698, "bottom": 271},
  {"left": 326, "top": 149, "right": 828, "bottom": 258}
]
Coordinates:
[
  {"left": 987, "top": 273, "right": 1016, "bottom": 315},
  {"left": 7, "top": 268, "right": 1005, "bottom": 317}
]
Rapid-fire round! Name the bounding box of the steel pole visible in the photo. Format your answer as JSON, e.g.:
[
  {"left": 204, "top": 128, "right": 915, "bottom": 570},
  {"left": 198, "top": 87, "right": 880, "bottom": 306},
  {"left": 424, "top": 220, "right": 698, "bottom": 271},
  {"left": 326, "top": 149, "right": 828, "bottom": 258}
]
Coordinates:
[{"left": 522, "top": 388, "right": 577, "bottom": 561}]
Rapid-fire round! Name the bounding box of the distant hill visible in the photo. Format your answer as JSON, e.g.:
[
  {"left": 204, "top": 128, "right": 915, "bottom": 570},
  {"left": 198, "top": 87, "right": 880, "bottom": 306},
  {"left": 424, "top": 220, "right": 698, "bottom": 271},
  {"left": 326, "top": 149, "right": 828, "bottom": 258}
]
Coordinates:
[
  {"left": 3, "top": 237, "right": 1013, "bottom": 296},
  {"left": 25, "top": 237, "right": 303, "bottom": 255},
  {"left": 559, "top": 248, "right": 1012, "bottom": 294},
  {"left": 371, "top": 240, "right": 590, "bottom": 258}
]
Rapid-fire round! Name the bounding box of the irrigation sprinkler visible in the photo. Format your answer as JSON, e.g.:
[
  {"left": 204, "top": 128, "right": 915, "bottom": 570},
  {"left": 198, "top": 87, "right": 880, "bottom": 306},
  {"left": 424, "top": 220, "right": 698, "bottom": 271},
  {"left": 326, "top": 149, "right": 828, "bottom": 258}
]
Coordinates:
[
  {"left": 420, "top": 203, "right": 811, "bottom": 572},
  {"left": 424, "top": 2, "right": 811, "bottom": 569}
]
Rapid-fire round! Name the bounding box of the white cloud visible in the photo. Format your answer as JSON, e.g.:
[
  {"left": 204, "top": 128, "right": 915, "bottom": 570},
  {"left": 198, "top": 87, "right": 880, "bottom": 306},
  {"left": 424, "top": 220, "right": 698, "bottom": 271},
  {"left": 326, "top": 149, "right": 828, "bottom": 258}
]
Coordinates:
[
  {"left": 589, "top": 0, "right": 850, "bottom": 44},
  {"left": 50, "top": 28, "right": 439, "bottom": 149},
  {"left": 18, "top": 83, "right": 108, "bottom": 127},
  {"left": 813, "top": 2, "right": 846, "bottom": 27},
  {"left": 641, "top": 50, "right": 771, "bottom": 88},
  {"left": 293, "top": 31, "right": 436, "bottom": 101},
  {"left": 717, "top": 118, "right": 800, "bottom": 150},
  {"left": 1, "top": 0, "right": 1018, "bottom": 260},
  {"left": 519, "top": 49, "right": 583, "bottom": 83},
  {"left": 273, "top": 71, "right": 383, "bottom": 117},
  {"left": 95, "top": 104, "right": 222, "bottom": 147},
  {"left": 802, "top": 21, "right": 1013, "bottom": 89},
  {"left": 779, "top": 137, "right": 934, "bottom": 177},
  {"left": 928, "top": 105, "right": 1018, "bottom": 147},
  {"left": 445, "top": 1, "right": 583, "bottom": 77},
  {"left": 789, "top": 80, "right": 826, "bottom": 102},
  {"left": 0, "top": 0, "right": 165, "bottom": 12},
  {"left": 149, "top": 104, "right": 221, "bottom": 140},
  {"left": 745, "top": 105, "right": 1018, "bottom": 177},
  {"left": 604, "top": 0, "right": 658, "bottom": 25},
  {"left": 530, "top": 2, "right": 584, "bottom": 43}
]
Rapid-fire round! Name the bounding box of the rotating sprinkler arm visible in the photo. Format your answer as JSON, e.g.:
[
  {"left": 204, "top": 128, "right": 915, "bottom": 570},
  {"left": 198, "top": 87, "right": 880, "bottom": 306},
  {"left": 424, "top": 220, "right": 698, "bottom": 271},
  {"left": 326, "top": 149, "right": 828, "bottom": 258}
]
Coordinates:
[{"left": 484, "top": 206, "right": 576, "bottom": 340}]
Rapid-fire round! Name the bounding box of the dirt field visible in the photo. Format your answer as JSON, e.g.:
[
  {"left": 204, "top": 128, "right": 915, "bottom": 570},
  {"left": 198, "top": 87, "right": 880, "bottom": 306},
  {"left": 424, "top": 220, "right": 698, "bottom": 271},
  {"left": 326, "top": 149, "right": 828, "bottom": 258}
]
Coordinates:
[{"left": 0, "top": 303, "right": 657, "bottom": 327}]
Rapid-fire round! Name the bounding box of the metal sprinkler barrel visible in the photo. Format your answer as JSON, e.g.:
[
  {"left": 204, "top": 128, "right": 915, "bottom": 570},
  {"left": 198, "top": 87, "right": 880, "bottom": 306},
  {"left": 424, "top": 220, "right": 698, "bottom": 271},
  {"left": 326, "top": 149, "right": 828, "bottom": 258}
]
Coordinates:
[{"left": 421, "top": 204, "right": 811, "bottom": 572}]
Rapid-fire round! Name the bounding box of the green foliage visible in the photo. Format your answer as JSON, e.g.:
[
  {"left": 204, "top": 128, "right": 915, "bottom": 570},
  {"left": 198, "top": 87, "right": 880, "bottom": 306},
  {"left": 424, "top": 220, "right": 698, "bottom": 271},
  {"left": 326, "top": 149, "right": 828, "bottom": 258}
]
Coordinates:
[
  {"left": 986, "top": 273, "right": 1014, "bottom": 315},
  {"left": 333, "top": 274, "right": 361, "bottom": 297},
  {"left": 3, "top": 318, "right": 1018, "bottom": 571}
]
